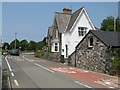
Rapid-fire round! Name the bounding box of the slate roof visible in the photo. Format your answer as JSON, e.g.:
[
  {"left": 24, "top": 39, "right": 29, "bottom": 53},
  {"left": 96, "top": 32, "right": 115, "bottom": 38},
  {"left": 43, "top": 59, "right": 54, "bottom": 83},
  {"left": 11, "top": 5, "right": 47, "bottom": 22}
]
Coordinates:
[
  {"left": 66, "top": 7, "right": 83, "bottom": 32},
  {"left": 55, "top": 12, "right": 71, "bottom": 33},
  {"left": 90, "top": 30, "right": 120, "bottom": 47},
  {"left": 48, "top": 27, "right": 53, "bottom": 37}
]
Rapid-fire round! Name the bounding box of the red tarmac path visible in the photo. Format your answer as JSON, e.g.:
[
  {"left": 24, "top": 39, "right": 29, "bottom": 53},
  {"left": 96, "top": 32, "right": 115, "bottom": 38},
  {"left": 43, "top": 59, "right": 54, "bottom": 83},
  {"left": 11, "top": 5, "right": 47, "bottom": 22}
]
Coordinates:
[{"left": 49, "top": 67, "right": 119, "bottom": 89}]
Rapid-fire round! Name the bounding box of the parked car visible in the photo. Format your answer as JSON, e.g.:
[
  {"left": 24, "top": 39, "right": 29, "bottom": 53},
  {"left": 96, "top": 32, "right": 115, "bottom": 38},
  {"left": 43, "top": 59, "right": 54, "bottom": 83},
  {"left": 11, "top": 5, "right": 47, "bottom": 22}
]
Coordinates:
[{"left": 10, "top": 49, "right": 19, "bottom": 56}]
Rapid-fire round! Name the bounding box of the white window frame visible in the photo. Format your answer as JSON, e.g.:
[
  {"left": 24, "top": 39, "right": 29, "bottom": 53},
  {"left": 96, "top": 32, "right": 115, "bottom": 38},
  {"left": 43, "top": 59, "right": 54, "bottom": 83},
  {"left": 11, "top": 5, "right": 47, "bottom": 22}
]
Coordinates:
[{"left": 78, "top": 27, "right": 87, "bottom": 36}]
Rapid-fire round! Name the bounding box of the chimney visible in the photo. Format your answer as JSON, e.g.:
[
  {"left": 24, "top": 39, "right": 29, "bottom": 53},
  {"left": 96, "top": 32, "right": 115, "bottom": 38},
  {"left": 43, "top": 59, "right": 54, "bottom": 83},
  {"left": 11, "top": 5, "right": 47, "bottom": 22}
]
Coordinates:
[{"left": 63, "top": 8, "right": 72, "bottom": 14}]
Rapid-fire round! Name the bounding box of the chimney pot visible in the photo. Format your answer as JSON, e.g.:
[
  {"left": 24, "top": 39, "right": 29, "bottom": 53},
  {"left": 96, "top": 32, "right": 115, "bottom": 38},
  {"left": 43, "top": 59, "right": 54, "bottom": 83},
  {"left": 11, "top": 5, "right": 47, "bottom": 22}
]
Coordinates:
[{"left": 63, "top": 8, "right": 72, "bottom": 14}]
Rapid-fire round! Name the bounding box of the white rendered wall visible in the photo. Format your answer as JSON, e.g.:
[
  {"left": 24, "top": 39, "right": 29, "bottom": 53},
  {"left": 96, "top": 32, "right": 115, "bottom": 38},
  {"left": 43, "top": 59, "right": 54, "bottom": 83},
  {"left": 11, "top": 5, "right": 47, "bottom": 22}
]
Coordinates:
[
  {"left": 51, "top": 42, "right": 59, "bottom": 52},
  {"left": 62, "top": 10, "right": 95, "bottom": 58}
]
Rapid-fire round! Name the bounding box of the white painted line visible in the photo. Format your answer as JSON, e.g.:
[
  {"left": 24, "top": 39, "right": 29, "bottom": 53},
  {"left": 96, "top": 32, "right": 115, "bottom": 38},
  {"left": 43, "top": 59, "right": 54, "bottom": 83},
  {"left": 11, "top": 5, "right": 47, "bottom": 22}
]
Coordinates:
[
  {"left": 23, "top": 55, "right": 54, "bottom": 73},
  {"left": 75, "top": 81, "right": 92, "bottom": 88},
  {"left": 5, "top": 56, "right": 12, "bottom": 72},
  {"left": 11, "top": 72, "right": 14, "bottom": 76},
  {"left": 14, "top": 79, "right": 19, "bottom": 86},
  {"left": 35, "top": 63, "right": 55, "bottom": 73},
  {"left": 8, "top": 76, "right": 12, "bottom": 89}
]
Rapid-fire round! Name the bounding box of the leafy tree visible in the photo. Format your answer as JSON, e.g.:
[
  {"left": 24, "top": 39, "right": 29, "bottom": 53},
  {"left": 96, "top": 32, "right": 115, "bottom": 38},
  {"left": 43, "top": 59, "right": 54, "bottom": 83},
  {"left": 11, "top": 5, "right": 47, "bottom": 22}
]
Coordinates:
[
  {"left": 5, "top": 37, "right": 47, "bottom": 51},
  {"left": 9, "top": 39, "right": 20, "bottom": 50},
  {"left": 36, "top": 37, "right": 47, "bottom": 50},
  {"left": 28, "top": 41, "right": 37, "bottom": 51},
  {"left": 116, "top": 17, "right": 120, "bottom": 32},
  {"left": 20, "top": 39, "right": 28, "bottom": 51},
  {"left": 111, "top": 48, "right": 120, "bottom": 75},
  {"left": 2, "top": 42, "right": 9, "bottom": 50},
  {"left": 101, "top": 16, "right": 120, "bottom": 32}
]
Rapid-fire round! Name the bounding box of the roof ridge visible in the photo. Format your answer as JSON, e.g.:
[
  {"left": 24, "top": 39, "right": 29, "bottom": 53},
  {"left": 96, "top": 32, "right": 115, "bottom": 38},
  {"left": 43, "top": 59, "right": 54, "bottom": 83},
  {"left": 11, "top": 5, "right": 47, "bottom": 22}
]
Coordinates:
[
  {"left": 65, "top": 7, "right": 84, "bottom": 32},
  {"left": 55, "top": 12, "right": 72, "bottom": 15},
  {"left": 72, "top": 7, "right": 84, "bottom": 15}
]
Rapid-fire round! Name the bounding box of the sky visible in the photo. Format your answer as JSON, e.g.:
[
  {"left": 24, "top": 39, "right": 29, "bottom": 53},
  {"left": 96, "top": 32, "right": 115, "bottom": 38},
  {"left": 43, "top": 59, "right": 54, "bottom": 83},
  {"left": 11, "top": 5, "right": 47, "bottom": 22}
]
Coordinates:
[{"left": 2, "top": 2, "right": 118, "bottom": 43}]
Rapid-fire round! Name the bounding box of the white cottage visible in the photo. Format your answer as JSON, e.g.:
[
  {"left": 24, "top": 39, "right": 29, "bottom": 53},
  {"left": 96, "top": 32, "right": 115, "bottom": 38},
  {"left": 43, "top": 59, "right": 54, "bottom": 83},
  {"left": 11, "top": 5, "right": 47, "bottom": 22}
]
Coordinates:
[{"left": 47, "top": 7, "right": 96, "bottom": 58}]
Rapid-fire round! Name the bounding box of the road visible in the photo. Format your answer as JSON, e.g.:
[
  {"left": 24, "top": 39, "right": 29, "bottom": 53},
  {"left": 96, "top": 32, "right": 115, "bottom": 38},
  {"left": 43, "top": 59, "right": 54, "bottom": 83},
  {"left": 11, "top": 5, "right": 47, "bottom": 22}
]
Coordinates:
[
  {"left": 2, "top": 54, "right": 90, "bottom": 88},
  {"left": 2, "top": 54, "right": 119, "bottom": 89}
]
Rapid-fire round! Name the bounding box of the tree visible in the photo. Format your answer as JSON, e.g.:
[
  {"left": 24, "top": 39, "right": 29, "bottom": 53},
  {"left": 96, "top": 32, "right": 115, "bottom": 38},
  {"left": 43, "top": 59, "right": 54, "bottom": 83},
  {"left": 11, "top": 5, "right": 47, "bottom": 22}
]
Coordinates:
[
  {"left": 2, "top": 42, "right": 9, "bottom": 50},
  {"left": 116, "top": 17, "right": 120, "bottom": 32},
  {"left": 28, "top": 41, "right": 37, "bottom": 51},
  {"left": 101, "top": 16, "right": 120, "bottom": 32},
  {"left": 20, "top": 39, "right": 28, "bottom": 51},
  {"left": 9, "top": 39, "right": 20, "bottom": 50},
  {"left": 111, "top": 49, "right": 120, "bottom": 76},
  {"left": 36, "top": 37, "right": 47, "bottom": 50}
]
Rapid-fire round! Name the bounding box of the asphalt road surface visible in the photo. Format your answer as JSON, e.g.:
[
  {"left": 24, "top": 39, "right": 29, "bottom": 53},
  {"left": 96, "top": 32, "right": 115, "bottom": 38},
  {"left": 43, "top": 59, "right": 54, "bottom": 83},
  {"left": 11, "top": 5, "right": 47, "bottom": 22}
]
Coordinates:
[{"left": 2, "top": 54, "right": 90, "bottom": 88}]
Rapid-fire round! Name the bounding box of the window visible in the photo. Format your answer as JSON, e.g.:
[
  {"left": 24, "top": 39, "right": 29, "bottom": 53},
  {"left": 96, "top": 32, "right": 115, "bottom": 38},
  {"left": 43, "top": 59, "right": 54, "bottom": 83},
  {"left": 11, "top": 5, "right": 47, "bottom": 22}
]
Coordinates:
[
  {"left": 55, "top": 43, "right": 58, "bottom": 51},
  {"left": 78, "top": 27, "right": 87, "bottom": 36},
  {"left": 88, "top": 37, "right": 93, "bottom": 47},
  {"left": 55, "top": 43, "right": 58, "bottom": 45}
]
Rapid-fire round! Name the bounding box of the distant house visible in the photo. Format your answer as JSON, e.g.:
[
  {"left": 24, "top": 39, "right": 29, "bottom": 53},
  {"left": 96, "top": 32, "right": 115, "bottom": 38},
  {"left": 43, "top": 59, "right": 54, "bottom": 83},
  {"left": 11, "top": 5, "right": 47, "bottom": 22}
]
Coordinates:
[
  {"left": 47, "top": 7, "right": 96, "bottom": 58},
  {"left": 47, "top": 27, "right": 53, "bottom": 51},
  {"left": 68, "top": 30, "right": 120, "bottom": 73}
]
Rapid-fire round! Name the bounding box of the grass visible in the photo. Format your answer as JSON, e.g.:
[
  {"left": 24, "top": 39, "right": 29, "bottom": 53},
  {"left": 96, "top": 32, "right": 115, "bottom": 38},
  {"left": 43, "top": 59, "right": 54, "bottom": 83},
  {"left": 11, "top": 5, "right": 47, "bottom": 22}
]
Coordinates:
[
  {"left": 20, "top": 50, "right": 34, "bottom": 54},
  {"left": 2, "top": 71, "right": 8, "bottom": 88}
]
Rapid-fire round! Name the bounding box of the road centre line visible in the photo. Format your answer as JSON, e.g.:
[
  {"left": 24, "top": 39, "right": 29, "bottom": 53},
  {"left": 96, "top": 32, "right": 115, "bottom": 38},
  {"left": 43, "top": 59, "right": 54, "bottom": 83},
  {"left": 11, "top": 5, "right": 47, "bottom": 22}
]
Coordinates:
[
  {"left": 34, "top": 63, "right": 55, "bottom": 73},
  {"left": 23, "top": 55, "right": 55, "bottom": 73},
  {"left": 14, "top": 79, "right": 19, "bottom": 86},
  {"left": 75, "top": 81, "right": 92, "bottom": 88}
]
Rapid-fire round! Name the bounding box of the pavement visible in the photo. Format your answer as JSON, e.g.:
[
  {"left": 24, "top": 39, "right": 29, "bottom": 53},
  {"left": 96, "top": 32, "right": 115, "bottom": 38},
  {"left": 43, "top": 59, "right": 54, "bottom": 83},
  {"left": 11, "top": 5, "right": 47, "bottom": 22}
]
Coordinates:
[
  {"left": 49, "top": 67, "right": 119, "bottom": 88},
  {"left": 2, "top": 54, "right": 119, "bottom": 89}
]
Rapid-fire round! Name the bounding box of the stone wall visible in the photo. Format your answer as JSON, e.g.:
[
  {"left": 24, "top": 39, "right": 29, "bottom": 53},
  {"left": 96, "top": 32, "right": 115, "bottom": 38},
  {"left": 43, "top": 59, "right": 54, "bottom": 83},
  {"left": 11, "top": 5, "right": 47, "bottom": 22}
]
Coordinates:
[
  {"left": 68, "top": 32, "right": 115, "bottom": 73},
  {"left": 68, "top": 52, "right": 75, "bottom": 66}
]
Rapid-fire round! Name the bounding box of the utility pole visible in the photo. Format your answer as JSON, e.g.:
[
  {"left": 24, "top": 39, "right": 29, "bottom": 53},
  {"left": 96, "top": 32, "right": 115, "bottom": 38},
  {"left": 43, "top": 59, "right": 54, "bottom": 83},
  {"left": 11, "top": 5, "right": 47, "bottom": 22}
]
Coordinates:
[
  {"left": 114, "top": 13, "right": 116, "bottom": 32},
  {"left": 15, "top": 32, "right": 17, "bottom": 49}
]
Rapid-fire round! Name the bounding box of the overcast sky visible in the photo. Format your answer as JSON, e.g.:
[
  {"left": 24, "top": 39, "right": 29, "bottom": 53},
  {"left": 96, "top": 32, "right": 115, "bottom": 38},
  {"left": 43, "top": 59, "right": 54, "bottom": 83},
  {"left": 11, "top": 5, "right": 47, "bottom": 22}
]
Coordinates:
[{"left": 2, "top": 2, "right": 118, "bottom": 43}]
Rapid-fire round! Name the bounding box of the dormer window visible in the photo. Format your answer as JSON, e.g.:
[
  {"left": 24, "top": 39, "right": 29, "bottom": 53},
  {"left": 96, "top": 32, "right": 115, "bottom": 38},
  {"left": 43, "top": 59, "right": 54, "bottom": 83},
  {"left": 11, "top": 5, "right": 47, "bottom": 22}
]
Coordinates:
[
  {"left": 78, "top": 27, "right": 87, "bottom": 36},
  {"left": 88, "top": 37, "right": 94, "bottom": 47}
]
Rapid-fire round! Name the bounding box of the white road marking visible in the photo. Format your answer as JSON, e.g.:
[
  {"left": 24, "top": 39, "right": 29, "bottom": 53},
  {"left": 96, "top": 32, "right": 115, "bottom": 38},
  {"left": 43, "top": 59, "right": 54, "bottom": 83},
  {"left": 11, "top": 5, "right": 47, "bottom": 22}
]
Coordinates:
[
  {"left": 14, "top": 79, "right": 19, "bottom": 86},
  {"left": 11, "top": 72, "right": 14, "bottom": 76},
  {"left": 75, "top": 81, "right": 92, "bottom": 88},
  {"left": 23, "top": 55, "right": 55, "bottom": 73},
  {"left": 5, "top": 56, "right": 12, "bottom": 72},
  {"left": 105, "top": 81, "right": 111, "bottom": 85},
  {"left": 35, "top": 63, "right": 54, "bottom": 73},
  {"left": 8, "top": 76, "right": 12, "bottom": 89},
  {"left": 52, "top": 68, "right": 76, "bottom": 73}
]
